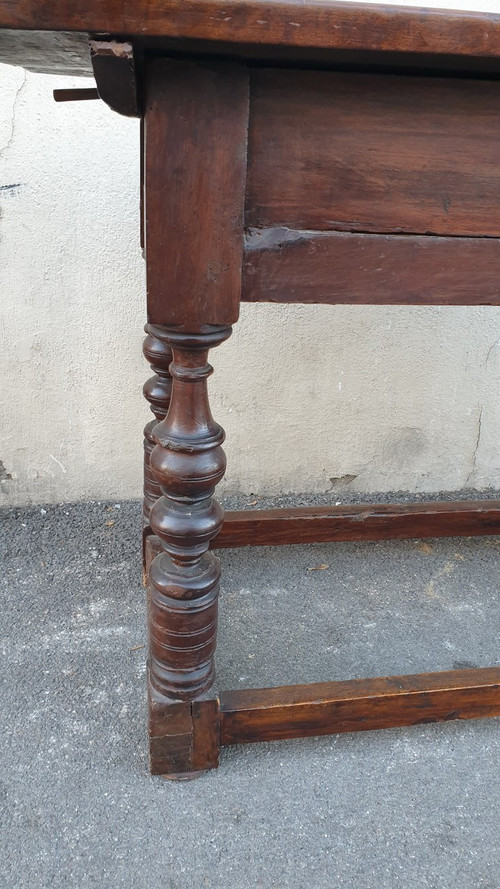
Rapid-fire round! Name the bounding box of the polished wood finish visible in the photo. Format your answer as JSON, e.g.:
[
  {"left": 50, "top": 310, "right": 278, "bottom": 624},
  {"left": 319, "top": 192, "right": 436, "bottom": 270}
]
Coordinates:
[
  {"left": 139, "top": 43, "right": 500, "bottom": 771},
  {"left": 4, "top": 2, "right": 500, "bottom": 779},
  {"left": 144, "top": 58, "right": 249, "bottom": 330},
  {"left": 247, "top": 70, "right": 500, "bottom": 238},
  {"left": 221, "top": 668, "right": 500, "bottom": 744},
  {"left": 4, "top": 1, "right": 500, "bottom": 61},
  {"left": 145, "top": 499, "right": 500, "bottom": 561},
  {"left": 143, "top": 57, "right": 249, "bottom": 775},
  {"left": 214, "top": 500, "right": 500, "bottom": 548},
  {"left": 148, "top": 325, "right": 231, "bottom": 699},
  {"left": 243, "top": 229, "right": 500, "bottom": 306},
  {"left": 146, "top": 325, "right": 231, "bottom": 773},
  {"left": 142, "top": 325, "right": 172, "bottom": 535}
]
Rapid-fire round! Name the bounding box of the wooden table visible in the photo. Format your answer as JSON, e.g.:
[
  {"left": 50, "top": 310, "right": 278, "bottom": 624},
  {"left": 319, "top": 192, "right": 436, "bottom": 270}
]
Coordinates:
[{"left": 2, "top": 1, "right": 500, "bottom": 779}]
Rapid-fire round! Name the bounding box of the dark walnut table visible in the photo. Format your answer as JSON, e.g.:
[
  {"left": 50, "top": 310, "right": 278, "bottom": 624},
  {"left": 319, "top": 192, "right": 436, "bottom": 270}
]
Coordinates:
[{"left": 2, "top": 1, "right": 500, "bottom": 779}]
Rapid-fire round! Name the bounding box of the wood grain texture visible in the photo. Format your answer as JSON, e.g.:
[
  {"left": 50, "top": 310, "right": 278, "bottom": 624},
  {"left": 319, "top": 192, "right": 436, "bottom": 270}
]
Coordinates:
[
  {"left": 3, "top": 1, "right": 500, "bottom": 60},
  {"left": 144, "top": 500, "right": 500, "bottom": 552},
  {"left": 142, "top": 325, "right": 172, "bottom": 533},
  {"left": 148, "top": 693, "right": 193, "bottom": 775},
  {"left": 191, "top": 699, "right": 221, "bottom": 772},
  {"left": 145, "top": 58, "right": 248, "bottom": 329},
  {"left": 213, "top": 501, "right": 500, "bottom": 547},
  {"left": 220, "top": 668, "right": 500, "bottom": 744},
  {"left": 243, "top": 229, "right": 500, "bottom": 306},
  {"left": 246, "top": 69, "right": 500, "bottom": 238},
  {"left": 148, "top": 686, "right": 220, "bottom": 776}
]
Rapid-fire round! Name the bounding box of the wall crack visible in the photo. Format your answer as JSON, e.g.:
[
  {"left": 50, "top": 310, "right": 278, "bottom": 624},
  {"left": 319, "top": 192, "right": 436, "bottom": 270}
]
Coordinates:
[
  {"left": 0, "top": 71, "right": 27, "bottom": 159},
  {"left": 485, "top": 338, "right": 499, "bottom": 367},
  {"left": 465, "top": 407, "right": 483, "bottom": 488}
]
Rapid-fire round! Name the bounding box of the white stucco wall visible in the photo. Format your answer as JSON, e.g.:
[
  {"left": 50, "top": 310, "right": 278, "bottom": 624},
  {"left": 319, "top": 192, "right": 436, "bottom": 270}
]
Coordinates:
[{"left": 1, "top": 0, "right": 500, "bottom": 506}]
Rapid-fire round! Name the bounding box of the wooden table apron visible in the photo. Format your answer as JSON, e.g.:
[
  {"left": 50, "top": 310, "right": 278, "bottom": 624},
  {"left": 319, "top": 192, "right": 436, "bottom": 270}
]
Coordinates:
[{"left": 2, "top": 0, "right": 500, "bottom": 778}]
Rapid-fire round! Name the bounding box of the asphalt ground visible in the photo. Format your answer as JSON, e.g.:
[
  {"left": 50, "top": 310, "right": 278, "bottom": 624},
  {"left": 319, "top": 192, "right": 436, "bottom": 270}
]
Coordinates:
[{"left": 1, "top": 493, "right": 499, "bottom": 889}]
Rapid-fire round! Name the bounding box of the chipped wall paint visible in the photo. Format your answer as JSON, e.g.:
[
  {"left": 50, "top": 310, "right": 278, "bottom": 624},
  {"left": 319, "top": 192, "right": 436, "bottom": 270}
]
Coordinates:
[{"left": 1, "top": 1, "right": 500, "bottom": 506}]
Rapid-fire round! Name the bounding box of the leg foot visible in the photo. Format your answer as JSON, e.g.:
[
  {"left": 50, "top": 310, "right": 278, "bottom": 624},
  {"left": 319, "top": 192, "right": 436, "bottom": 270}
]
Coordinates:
[{"left": 149, "top": 683, "right": 220, "bottom": 778}]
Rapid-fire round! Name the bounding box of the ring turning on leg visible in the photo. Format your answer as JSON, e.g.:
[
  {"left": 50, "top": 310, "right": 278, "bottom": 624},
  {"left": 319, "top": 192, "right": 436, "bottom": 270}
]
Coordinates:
[{"left": 146, "top": 325, "right": 231, "bottom": 776}]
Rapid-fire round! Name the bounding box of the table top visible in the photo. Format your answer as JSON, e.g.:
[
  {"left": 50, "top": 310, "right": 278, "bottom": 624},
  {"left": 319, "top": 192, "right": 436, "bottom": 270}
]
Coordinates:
[
  {"left": 2, "top": 1, "right": 500, "bottom": 59},
  {"left": 3, "top": 1, "right": 500, "bottom": 79}
]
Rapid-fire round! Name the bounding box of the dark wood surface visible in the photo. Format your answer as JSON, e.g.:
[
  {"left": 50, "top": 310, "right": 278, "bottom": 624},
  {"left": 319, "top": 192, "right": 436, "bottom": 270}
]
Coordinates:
[
  {"left": 148, "top": 687, "right": 220, "bottom": 776},
  {"left": 145, "top": 501, "right": 500, "bottom": 553},
  {"left": 191, "top": 700, "right": 221, "bottom": 773},
  {"left": 90, "top": 39, "right": 140, "bottom": 117},
  {"left": 142, "top": 325, "right": 172, "bottom": 540},
  {"left": 145, "top": 58, "right": 249, "bottom": 329},
  {"left": 147, "top": 694, "right": 194, "bottom": 776},
  {"left": 7, "top": 2, "right": 500, "bottom": 776},
  {"left": 246, "top": 69, "right": 500, "bottom": 238},
  {"left": 211, "top": 500, "right": 500, "bottom": 548},
  {"left": 146, "top": 325, "right": 231, "bottom": 771},
  {"left": 143, "top": 59, "right": 244, "bottom": 775},
  {"left": 147, "top": 326, "right": 231, "bottom": 701},
  {"left": 53, "top": 88, "right": 99, "bottom": 102},
  {"left": 220, "top": 668, "right": 500, "bottom": 744},
  {"left": 3, "top": 1, "right": 500, "bottom": 61},
  {"left": 243, "top": 229, "right": 500, "bottom": 306}
]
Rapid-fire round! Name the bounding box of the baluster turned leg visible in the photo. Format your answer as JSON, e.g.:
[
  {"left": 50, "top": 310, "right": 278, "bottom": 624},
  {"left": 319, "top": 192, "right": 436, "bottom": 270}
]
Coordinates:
[
  {"left": 147, "top": 324, "right": 231, "bottom": 777},
  {"left": 142, "top": 326, "right": 172, "bottom": 544},
  {"left": 143, "top": 57, "right": 249, "bottom": 777}
]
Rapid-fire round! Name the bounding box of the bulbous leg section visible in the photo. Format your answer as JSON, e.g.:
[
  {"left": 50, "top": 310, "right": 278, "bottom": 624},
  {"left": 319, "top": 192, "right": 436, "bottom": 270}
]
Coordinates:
[{"left": 142, "top": 326, "right": 173, "bottom": 560}]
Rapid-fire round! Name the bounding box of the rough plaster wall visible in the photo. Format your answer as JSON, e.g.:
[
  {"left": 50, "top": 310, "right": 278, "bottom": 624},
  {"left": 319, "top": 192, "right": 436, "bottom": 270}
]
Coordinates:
[{"left": 1, "top": 0, "right": 500, "bottom": 505}]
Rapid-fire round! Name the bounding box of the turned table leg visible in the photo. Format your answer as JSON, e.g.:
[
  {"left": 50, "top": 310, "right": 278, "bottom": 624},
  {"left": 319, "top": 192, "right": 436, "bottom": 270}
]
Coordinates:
[
  {"left": 143, "top": 57, "right": 248, "bottom": 776},
  {"left": 147, "top": 325, "right": 231, "bottom": 776}
]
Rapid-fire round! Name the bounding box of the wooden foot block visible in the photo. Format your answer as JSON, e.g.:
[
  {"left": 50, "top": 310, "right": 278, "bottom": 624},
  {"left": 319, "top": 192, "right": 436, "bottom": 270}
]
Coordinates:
[{"left": 149, "top": 681, "right": 220, "bottom": 778}]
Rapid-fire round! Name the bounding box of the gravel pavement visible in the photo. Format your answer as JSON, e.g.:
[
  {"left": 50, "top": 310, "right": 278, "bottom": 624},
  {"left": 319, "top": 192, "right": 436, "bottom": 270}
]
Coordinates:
[{"left": 1, "top": 494, "right": 499, "bottom": 889}]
